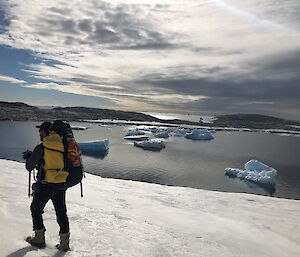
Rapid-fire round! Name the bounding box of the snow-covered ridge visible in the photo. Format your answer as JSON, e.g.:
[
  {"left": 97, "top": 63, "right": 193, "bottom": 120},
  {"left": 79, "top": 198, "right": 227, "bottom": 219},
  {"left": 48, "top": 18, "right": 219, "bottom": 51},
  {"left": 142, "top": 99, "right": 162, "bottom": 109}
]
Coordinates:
[{"left": 1, "top": 159, "right": 300, "bottom": 257}]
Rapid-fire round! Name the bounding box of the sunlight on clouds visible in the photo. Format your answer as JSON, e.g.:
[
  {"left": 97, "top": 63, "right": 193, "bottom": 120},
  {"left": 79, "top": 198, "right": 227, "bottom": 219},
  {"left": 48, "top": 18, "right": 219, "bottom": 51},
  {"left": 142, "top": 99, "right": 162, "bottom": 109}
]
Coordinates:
[
  {"left": 147, "top": 94, "right": 208, "bottom": 103},
  {"left": 0, "top": 0, "right": 299, "bottom": 116},
  {"left": 0, "top": 75, "right": 27, "bottom": 84}
]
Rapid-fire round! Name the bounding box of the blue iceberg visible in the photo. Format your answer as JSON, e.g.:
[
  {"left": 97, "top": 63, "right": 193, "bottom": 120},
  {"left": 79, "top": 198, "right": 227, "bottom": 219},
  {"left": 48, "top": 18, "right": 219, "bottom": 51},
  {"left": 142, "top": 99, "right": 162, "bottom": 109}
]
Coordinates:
[
  {"left": 78, "top": 139, "right": 109, "bottom": 158},
  {"left": 155, "top": 131, "right": 169, "bottom": 138},
  {"left": 125, "top": 129, "right": 145, "bottom": 136},
  {"left": 185, "top": 129, "right": 214, "bottom": 140},
  {"left": 225, "top": 160, "right": 277, "bottom": 185}
]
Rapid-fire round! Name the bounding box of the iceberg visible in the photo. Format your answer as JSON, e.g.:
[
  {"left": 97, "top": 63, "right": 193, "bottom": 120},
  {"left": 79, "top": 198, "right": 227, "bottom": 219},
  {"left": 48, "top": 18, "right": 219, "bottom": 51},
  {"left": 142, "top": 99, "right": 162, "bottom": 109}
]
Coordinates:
[
  {"left": 134, "top": 139, "right": 165, "bottom": 151},
  {"left": 124, "top": 135, "right": 149, "bottom": 141},
  {"left": 225, "top": 160, "right": 277, "bottom": 185},
  {"left": 124, "top": 128, "right": 149, "bottom": 140},
  {"left": 78, "top": 139, "right": 109, "bottom": 158},
  {"left": 155, "top": 131, "right": 169, "bottom": 138},
  {"left": 169, "top": 127, "right": 190, "bottom": 137},
  {"left": 185, "top": 129, "right": 214, "bottom": 140},
  {"left": 125, "top": 129, "right": 145, "bottom": 136},
  {"left": 149, "top": 127, "right": 158, "bottom": 133}
]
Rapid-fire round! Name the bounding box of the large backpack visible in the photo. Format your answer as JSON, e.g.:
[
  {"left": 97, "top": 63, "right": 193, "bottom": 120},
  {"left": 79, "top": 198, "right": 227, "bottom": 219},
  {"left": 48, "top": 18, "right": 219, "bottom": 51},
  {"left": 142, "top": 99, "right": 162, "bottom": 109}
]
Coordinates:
[{"left": 51, "top": 120, "right": 84, "bottom": 191}]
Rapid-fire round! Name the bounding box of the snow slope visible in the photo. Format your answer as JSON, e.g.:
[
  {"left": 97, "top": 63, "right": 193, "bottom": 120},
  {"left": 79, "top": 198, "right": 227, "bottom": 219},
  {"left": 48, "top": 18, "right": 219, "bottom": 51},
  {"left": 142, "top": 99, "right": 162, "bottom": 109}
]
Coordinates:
[{"left": 0, "top": 159, "right": 299, "bottom": 257}]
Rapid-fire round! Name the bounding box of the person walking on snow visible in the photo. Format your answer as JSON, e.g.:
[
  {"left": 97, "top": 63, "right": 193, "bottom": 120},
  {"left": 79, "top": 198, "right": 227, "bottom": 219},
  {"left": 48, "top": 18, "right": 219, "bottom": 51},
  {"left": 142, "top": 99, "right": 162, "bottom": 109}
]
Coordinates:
[{"left": 23, "top": 121, "right": 70, "bottom": 251}]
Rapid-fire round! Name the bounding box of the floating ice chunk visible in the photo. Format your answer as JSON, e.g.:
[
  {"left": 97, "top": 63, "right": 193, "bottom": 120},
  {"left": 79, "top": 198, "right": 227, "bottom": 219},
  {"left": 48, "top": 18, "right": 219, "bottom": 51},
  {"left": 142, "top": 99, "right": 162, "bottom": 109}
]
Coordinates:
[
  {"left": 71, "top": 125, "right": 88, "bottom": 130},
  {"left": 149, "top": 127, "right": 158, "bottom": 133},
  {"left": 155, "top": 131, "right": 170, "bottom": 138},
  {"left": 185, "top": 129, "right": 214, "bottom": 140},
  {"left": 244, "top": 170, "right": 277, "bottom": 184},
  {"left": 124, "top": 135, "right": 149, "bottom": 140},
  {"left": 243, "top": 160, "right": 277, "bottom": 184},
  {"left": 224, "top": 168, "right": 244, "bottom": 177},
  {"left": 134, "top": 139, "right": 165, "bottom": 151},
  {"left": 200, "top": 116, "right": 217, "bottom": 124},
  {"left": 225, "top": 160, "right": 277, "bottom": 185},
  {"left": 78, "top": 139, "right": 109, "bottom": 152},
  {"left": 169, "top": 128, "right": 190, "bottom": 137},
  {"left": 244, "top": 160, "right": 273, "bottom": 172},
  {"left": 125, "top": 129, "right": 145, "bottom": 136}
]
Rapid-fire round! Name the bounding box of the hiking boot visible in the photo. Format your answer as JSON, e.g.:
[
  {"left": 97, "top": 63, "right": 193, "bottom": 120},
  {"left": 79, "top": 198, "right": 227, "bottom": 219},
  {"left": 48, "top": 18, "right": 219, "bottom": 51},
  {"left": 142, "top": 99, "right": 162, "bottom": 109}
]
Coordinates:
[
  {"left": 56, "top": 232, "right": 70, "bottom": 251},
  {"left": 26, "top": 228, "right": 46, "bottom": 248}
]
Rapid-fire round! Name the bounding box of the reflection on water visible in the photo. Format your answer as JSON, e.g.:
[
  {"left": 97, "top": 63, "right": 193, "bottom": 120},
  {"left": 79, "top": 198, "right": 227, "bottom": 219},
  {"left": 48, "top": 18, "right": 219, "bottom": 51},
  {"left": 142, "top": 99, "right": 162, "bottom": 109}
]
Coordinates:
[{"left": 0, "top": 121, "right": 299, "bottom": 199}]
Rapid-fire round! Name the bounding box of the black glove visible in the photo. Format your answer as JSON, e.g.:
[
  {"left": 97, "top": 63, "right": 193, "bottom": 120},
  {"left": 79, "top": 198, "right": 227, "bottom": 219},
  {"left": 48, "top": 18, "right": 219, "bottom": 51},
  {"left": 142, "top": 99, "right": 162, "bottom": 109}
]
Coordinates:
[{"left": 22, "top": 150, "right": 32, "bottom": 160}]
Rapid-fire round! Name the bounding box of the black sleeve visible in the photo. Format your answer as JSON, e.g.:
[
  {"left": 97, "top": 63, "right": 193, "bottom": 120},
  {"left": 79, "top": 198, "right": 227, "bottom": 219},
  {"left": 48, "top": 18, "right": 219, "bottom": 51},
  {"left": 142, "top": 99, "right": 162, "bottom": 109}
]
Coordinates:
[{"left": 25, "top": 144, "right": 44, "bottom": 171}]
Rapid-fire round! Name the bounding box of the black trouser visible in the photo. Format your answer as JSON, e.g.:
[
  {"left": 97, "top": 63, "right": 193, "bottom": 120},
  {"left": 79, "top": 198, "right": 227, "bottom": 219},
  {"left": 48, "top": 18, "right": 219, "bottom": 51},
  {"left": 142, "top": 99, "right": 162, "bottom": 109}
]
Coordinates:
[{"left": 30, "top": 184, "right": 69, "bottom": 234}]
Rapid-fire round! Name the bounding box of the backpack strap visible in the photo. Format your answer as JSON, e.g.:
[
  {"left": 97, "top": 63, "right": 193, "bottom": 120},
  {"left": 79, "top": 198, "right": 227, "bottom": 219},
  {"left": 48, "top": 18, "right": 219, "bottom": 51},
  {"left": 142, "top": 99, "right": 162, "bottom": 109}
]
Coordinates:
[{"left": 44, "top": 146, "right": 64, "bottom": 153}]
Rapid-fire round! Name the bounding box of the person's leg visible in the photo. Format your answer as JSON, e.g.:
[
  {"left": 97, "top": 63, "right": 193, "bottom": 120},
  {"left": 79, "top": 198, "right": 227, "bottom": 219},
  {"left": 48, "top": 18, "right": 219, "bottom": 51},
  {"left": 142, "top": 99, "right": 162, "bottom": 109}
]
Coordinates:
[
  {"left": 52, "top": 189, "right": 70, "bottom": 251},
  {"left": 30, "top": 184, "right": 50, "bottom": 231},
  {"left": 26, "top": 184, "right": 50, "bottom": 248},
  {"left": 51, "top": 189, "right": 69, "bottom": 234}
]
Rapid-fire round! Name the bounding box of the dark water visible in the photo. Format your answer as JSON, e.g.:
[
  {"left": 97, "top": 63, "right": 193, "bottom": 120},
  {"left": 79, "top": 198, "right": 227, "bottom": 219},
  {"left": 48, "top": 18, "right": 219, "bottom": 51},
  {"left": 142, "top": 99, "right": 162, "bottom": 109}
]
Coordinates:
[{"left": 0, "top": 121, "right": 299, "bottom": 199}]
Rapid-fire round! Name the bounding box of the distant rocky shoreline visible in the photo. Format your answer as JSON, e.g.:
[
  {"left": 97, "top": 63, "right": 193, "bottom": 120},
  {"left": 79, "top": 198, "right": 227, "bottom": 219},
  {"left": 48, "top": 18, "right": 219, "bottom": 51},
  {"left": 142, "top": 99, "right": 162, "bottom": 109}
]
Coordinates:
[{"left": 1, "top": 101, "right": 300, "bottom": 133}]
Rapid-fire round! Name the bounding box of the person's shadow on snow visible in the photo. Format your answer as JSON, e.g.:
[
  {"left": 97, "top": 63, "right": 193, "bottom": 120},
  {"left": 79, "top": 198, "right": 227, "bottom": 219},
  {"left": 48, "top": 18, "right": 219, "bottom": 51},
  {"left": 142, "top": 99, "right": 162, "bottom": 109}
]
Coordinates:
[{"left": 6, "top": 245, "right": 67, "bottom": 257}]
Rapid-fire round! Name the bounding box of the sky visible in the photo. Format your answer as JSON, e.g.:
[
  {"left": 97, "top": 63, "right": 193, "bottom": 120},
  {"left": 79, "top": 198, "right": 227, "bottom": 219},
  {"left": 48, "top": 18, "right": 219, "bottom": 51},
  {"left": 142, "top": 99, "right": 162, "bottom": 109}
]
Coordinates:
[{"left": 0, "top": 0, "right": 299, "bottom": 120}]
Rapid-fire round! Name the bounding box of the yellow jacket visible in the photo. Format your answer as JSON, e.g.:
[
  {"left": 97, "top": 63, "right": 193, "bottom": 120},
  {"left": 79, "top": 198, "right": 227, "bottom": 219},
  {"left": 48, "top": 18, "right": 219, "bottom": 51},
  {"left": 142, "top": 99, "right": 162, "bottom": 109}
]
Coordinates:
[{"left": 43, "top": 131, "right": 69, "bottom": 183}]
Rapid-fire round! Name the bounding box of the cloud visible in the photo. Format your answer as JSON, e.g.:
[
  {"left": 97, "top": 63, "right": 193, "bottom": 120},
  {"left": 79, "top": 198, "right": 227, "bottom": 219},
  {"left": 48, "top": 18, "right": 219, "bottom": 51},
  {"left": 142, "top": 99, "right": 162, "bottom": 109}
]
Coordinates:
[
  {"left": 0, "top": 0, "right": 299, "bottom": 119},
  {"left": 0, "top": 74, "right": 27, "bottom": 84}
]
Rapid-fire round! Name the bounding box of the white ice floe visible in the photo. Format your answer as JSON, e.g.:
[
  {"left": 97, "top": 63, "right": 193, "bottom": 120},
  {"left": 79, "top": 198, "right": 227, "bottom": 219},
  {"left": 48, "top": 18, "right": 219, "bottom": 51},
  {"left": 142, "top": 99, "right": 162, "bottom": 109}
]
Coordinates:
[
  {"left": 185, "top": 129, "right": 214, "bottom": 140},
  {"left": 225, "top": 160, "right": 278, "bottom": 185},
  {"left": 199, "top": 116, "right": 217, "bottom": 124},
  {"left": 1, "top": 159, "right": 300, "bottom": 257},
  {"left": 124, "top": 135, "right": 149, "bottom": 140},
  {"left": 78, "top": 139, "right": 109, "bottom": 153},
  {"left": 169, "top": 127, "right": 190, "bottom": 137},
  {"left": 71, "top": 125, "right": 88, "bottom": 130},
  {"left": 134, "top": 139, "right": 165, "bottom": 151}
]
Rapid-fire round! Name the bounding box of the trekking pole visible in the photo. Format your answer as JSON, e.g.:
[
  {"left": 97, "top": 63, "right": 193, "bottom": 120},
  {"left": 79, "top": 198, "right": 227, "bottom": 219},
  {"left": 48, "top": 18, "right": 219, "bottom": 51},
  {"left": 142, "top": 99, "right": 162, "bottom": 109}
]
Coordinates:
[
  {"left": 28, "top": 170, "right": 31, "bottom": 197},
  {"left": 80, "top": 181, "right": 83, "bottom": 197}
]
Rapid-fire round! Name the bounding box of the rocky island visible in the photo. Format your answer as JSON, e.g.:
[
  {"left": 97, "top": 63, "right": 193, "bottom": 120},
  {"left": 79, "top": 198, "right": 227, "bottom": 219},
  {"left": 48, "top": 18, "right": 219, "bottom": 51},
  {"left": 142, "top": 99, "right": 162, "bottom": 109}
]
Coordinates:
[{"left": 0, "top": 101, "right": 300, "bottom": 133}]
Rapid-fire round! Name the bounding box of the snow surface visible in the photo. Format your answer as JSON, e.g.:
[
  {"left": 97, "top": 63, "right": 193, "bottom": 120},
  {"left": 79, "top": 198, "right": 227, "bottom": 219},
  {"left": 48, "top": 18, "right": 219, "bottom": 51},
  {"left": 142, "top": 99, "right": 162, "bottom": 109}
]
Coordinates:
[{"left": 1, "top": 159, "right": 300, "bottom": 257}]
